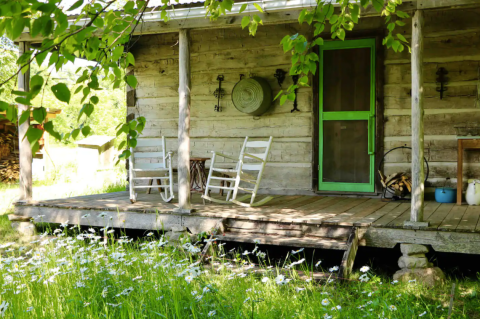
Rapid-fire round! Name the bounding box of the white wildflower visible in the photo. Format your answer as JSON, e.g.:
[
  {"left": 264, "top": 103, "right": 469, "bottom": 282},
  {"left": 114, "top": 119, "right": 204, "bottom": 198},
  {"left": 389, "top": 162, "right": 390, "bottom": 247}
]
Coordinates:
[
  {"left": 360, "top": 266, "right": 370, "bottom": 273},
  {"left": 321, "top": 299, "right": 330, "bottom": 306},
  {"left": 291, "top": 248, "right": 304, "bottom": 255},
  {"left": 208, "top": 310, "right": 216, "bottom": 317}
]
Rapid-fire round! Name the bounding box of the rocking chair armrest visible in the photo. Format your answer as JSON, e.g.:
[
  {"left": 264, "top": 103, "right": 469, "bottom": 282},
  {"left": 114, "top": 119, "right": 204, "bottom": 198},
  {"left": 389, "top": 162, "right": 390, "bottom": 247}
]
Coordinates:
[
  {"left": 211, "top": 151, "right": 237, "bottom": 161},
  {"left": 242, "top": 153, "right": 264, "bottom": 162},
  {"left": 165, "top": 151, "right": 174, "bottom": 159}
]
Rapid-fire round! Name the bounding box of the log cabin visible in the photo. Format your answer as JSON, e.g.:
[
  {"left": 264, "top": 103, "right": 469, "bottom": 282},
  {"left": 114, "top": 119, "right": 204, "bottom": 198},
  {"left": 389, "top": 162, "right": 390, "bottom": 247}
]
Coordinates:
[{"left": 12, "top": 0, "right": 480, "bottom": 278}]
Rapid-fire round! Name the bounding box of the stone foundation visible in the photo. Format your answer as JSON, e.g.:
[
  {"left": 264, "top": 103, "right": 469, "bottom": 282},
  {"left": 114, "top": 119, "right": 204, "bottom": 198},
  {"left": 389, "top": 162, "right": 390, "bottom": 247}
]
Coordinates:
[{"left": 393, "top": 244, "right": 445, "bottom": 287}]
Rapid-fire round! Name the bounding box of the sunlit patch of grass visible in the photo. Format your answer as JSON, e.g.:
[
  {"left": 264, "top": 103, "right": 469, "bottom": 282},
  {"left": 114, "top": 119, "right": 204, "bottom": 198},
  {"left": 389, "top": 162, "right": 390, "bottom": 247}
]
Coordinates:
[{"left": 0, "top": 224, "right": 475, "bottom": 319}]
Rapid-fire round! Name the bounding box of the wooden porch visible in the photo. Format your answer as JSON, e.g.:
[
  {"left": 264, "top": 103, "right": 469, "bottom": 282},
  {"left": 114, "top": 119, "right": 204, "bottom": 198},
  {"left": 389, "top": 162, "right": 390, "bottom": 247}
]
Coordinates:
[{"left": 14, "top": 193, "right": 480, "bottom": 255}]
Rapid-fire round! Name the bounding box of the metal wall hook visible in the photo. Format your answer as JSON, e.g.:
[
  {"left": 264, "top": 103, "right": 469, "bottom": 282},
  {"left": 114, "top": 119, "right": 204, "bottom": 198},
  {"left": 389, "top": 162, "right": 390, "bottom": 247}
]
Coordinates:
[
  {"left": 274, "top": 69, "right": 287, "bottom": 87},
  {"left": 291, "top": 75, "right": 300, "bottom": 113},
  {"left": 213, "top": 75, "right": 225, "bottom": 112},
  {"left": 436, "top": 67, "right": 448, "bottom": 100}
]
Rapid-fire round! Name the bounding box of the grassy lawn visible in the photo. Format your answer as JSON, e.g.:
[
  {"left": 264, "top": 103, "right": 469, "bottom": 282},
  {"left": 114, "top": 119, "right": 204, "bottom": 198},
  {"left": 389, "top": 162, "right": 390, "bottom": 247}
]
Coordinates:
[
  {"left": 0, "top": 228, "right": 478, "bottom": 318},
  {"left": 0, "top": 150, "right": 479, "bottom": 318}
]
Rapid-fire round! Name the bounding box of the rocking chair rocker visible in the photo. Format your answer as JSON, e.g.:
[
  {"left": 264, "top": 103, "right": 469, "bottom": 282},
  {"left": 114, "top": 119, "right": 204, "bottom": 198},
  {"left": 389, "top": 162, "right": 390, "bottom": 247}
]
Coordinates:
[
  {"left": 202, "top": 136, "right": 273, "bottom": 207},
  {"left": 129, "top": 137, "right": 174, "bottom": 203}
]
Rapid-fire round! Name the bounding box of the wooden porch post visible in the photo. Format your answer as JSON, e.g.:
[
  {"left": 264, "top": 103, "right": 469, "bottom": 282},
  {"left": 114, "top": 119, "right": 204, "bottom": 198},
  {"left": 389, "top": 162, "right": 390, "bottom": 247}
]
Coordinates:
[
  {"left": 17, "top": 42, "right": 32, "bottom": 202},
  {"left": 175, "top": 29, "right": 192, "bottom": 213},
  {"left": 406, "top": 10, "right": 428, "bottom": 228}
]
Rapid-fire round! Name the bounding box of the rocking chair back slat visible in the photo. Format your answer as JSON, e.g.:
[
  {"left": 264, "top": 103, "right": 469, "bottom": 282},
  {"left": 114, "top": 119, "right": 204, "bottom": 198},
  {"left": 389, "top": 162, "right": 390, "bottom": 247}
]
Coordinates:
[
  {"left": 136, "top": 138, "right": 165, "bottom": 147},
  {"left": 203, "top": 136, "right": 273, "bottom": 207},
  {"left": 246, "top": 140, "right": 270, "bottom": 148},
  {"left": 133, "top": 152, "right": 164, "bottom": 158},
  {"left": 129, "top": 136, "right": 174, "bottom": 203},
  {"left": 133, "top": 163, "right": 166, "bottom": 170}
]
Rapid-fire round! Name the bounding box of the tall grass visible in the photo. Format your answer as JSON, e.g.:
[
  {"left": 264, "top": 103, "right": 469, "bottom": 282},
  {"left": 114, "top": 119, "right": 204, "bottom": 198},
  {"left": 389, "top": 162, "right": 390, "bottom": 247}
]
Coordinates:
[{"left": 0, "top": 223, "right": 468, "bottom": 319}]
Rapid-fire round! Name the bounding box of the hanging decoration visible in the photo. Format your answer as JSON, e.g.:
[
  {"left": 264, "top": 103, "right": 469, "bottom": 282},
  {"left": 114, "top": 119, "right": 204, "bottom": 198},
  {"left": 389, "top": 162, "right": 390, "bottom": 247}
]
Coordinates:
[
  {"left": 436, "top": 67, "right": 448, "bottom": 100},
  {"left": 213, "top": 75, "right": 225, "bottom": 112},
  {"left": 291, "top": 75, "right": 300, "bottom": 113},
  {"left": 274, "top": 69, "right": 287, "bottom": 87}
]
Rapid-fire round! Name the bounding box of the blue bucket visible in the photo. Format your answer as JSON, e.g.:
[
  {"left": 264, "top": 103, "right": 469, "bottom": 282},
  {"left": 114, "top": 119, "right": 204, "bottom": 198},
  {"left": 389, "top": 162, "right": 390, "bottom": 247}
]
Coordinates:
[{"left": 435, "top": 188, "right": 456, "bottom": 203}]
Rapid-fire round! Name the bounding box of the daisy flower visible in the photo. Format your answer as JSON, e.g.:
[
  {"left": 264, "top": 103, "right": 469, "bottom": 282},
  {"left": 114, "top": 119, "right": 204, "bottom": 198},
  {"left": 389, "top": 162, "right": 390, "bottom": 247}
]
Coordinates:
[
  {"left": 360, "top": 266, "right": 370, "bottom": 273},
  {"left": 208, "top": 310, "right": 216, "bottom": 317},
  {"left": 321, "top": 298, "right": 330, "bottom": 306},
  {"left": 389, "top": 305, "right": 397, "bottom": 311}
]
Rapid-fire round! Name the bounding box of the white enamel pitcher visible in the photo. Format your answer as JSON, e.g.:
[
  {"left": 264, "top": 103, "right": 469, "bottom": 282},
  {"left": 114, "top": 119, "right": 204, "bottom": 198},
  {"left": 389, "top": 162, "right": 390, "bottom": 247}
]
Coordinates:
[{"left": 466, "top": 179, "right": 480, "bottom": 205}]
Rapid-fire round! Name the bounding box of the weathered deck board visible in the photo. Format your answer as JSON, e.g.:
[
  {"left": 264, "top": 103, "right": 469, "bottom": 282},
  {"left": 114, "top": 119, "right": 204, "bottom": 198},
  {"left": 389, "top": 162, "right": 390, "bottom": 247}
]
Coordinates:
[
  {"left": 352, "top": 202, "right": 401, "bottom": 226},
  {"left": 427, "top": 203, "right": 455, "bottom": 230},
  {"left": 16, "top": 192, "right": 480, "bottom": 255},
  {"left": 456, "top": 205, "right": 480, "bottom": 232},
  {"left": 438, "top": 205, "right": 468, "bottom": 231},
  {"left": 372, "top": 203, "right": 411, "bottom": 227},
  {"left": 322, "top": 199, "right": 388, "bottom": 226}
]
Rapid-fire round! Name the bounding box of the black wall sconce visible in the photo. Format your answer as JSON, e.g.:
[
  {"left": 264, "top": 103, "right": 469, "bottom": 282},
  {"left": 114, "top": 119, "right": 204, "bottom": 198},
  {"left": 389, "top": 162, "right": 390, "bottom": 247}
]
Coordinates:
[
  {"left": 436, "top": 67, "right": 448, "bottom": 99},
  {"left": 213, "top": 75, "right": 225, "bottom": 112},
  {"left": 274, "top": 69, "right": 287, "bottom": 87}
]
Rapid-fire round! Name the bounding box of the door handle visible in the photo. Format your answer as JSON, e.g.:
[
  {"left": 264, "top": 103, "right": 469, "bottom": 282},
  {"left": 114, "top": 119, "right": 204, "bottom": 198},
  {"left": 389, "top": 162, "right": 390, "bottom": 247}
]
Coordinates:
[{"left": 368, "top": 115, "right": 375, "bottom": 155}]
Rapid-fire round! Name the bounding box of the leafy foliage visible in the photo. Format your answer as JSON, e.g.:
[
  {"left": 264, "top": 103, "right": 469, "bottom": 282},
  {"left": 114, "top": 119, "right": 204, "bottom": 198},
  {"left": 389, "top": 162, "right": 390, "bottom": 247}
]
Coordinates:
[{"left": 0, "top": 0, "right": 408, "bottom": 159}]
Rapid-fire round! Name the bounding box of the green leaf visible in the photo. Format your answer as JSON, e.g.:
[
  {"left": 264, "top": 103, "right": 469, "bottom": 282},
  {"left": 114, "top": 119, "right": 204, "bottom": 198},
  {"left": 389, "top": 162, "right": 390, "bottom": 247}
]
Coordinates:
[
  {"left": 90, "top": 96, "right": 99, "bottom": 105},
  {"left": 32, "top": 107, "right": 47, "bottom": 123},
  {"left": 280, "top": 95, "right": 288, "bottom": 105},
  {"left": 330, "top": 14, "right": 338, "bottom": 24},
  {"left": 372, "top": 0, "right": 384, "bottom": 12},
  {"left": 126, "top": 52, "right": 135, "bottom": 67},
  {"left": 35, "top": 50, "right": 49, "bottom": 67},
  {"left": 397, "top": 33, "right": 408, "bottom": 43},
  {"left": 18, "top": 109, "right": 30, "bottom": 126},
  {"left": 351, "top": 4, "right": 360, "bottom": 23},
  {"left": 44, "top": 121, "right": 62, "bottom": 140},
  {"left": 12, "top": 18, "right": 25, "bottom": 40},
  {"left": 68, "top": 0, "right": 84, "bottom": 11},
  {"left": 82, "top": 126, "right": 91, "bottom": 137},
  {"left": 298, "top": 9, "right": 307, "bottom": 24},
  {"left": 51, "top": 83, "right": 71, "bottom": 104},
  {"left": 396, "top": 20, "right": 406, "bottom": 26},
  {"left": 126, "top": 75, "right": 137, "bottom": 89},
  {"left": 360, "top": 0, "right": 369, "bottom": 8},
  {"left": 313, "top": 37, "right": 324, "bottom": 46},
  {"left": 287, "top": 93, "right": 296, "bottom": 101},
  {"left": 241, "top": 16, "right": 250, "bottom": 29},
  {"left": 274, "top": 90, "right": 283, "bottom": 101},
  {"left": 25, "top": 127, "right": 43, "bottom": 145},
  {"left": 239, "top": 3, "right": 247, "bottom": 13},
  {"left": 30, "top": 75, "right": 44, "bottom": 99},
  {"left": 71, "top": 129, "right": 80, "bottom": 140},
  {"left": 15, "top": 97, "right": 32, "bottom": 106},
  {"left": 84, "top": 104, "right": 94, "bottom": 117},
  {"left": 387, "top": 22, "right": 395, "bottom": 32},
  {"left": 253, "top": 3, "right": 263, "bottom": 13},
  {"left": 111, "top": 46, "right": 124, "bottom": 62}
]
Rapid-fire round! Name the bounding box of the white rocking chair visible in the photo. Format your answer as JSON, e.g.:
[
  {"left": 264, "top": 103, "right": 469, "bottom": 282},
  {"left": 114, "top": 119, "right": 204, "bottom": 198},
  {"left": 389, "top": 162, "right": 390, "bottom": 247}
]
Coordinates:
[
  {"left": 129, "top": 137, "right": 174, "bottom": 203},
  {"left": 202, "top": 136, "right": 273, "bottom": 207}
]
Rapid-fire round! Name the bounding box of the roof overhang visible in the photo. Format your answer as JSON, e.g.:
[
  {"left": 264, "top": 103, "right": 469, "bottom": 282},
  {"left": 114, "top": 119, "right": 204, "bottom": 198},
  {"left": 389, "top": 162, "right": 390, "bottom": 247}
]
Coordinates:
[{"left": 15, "top": 0, "right": 480, "bottom": 43}]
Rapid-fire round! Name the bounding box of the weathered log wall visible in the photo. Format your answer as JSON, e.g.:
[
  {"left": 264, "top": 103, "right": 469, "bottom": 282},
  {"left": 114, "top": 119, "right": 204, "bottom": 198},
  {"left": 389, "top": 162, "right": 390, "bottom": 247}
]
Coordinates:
[
  {"left": 130, "top": 7, "right": 480, "bottom": 195},
  {"left": 383, "top": 7, "right": 480, "bottom": 190},
  {"left": 130, "top": 24, "right": 314, "bottom": 194}
]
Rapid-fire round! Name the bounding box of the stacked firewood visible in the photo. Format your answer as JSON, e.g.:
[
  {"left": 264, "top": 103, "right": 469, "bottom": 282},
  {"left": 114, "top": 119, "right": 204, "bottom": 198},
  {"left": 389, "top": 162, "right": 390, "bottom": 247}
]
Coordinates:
[
  {"left": 0, "top": 131, "right": 19, "bottom": 183},
  {"left": 0, "top": 156, "right": 19, "bottom": 182},
  {"left": 378, "top": 171, "right": 412, "bottom": 196}
]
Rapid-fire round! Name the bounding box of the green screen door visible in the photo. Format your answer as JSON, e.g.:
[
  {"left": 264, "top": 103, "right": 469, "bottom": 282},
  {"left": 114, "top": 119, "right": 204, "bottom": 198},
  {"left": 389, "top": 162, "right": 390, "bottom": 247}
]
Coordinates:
[{"left": 318, "top": 39, "right": 375, "bottom": 192}]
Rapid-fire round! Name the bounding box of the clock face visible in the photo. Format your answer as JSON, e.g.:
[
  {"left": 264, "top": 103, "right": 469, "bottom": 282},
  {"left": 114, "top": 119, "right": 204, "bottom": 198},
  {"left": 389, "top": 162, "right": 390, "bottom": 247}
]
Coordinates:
[{"left": 232, "top": 77, "right": 271, "bottom": 116}]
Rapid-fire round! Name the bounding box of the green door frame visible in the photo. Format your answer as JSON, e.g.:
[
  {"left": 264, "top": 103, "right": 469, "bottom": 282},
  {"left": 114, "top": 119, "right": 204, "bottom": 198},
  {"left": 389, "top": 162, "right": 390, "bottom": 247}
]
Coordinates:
[{"left": 318, "top": 38, "right": 376, "bottom": 192}]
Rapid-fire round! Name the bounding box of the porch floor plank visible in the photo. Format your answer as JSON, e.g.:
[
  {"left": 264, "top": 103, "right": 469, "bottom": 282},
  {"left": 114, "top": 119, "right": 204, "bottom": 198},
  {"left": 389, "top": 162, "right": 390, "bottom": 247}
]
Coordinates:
[
  {"left": 352, "top": 202, "right": 402, "bottom": 226},
  {"left": 372, "top": 203, "right": 410, "bottom": 227},
  {"left": 322, "top": 199, "right": 388, "bottom": 226},
  {"left": 426, "top": 203, "right": 455, "bottom": 230},
  {"left": 438, "top": 205, "right": 468, "bottom": 231},
  {"left": 457, "top": 205, "right": 480, "bottom": 232}
]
